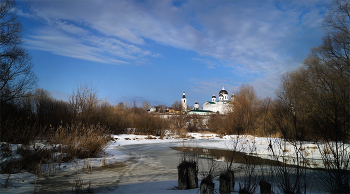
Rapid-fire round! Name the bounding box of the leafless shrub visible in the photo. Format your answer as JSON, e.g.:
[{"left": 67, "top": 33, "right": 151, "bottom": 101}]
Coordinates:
[
  {"left": 0, "top": 143, "right": 12, "bottom": 157},
  {"left": 0, "top": 118, "right": 44, "bottom": 145},
  {"left": 314, "top": 140, "right": 350, "bottom": 193},
  {"left": 85, "top": 158, "right": 92, "bottom": 174},
  {"left": 102, "top": 158, "right": 107, "bottom": 167},
  {"left": 199, "top": 148, "right": 219, "bottom": 182},
  {"left": 86, "top": 178, "right": 93, "bottom": 193},
  {"left": 4, "top": 174, "right": 11, "bottom": 188},
  {"left": 72, "top": 173, "right": 84, "bottom": 194},
  {"left": 48, "top": 123, "right": 110, "bottom": 159},
  {"left": 267, "top": 137, "right": 309, "bottom": 194},
  {"left": 237, "top": 138, "right": 259, "bottom": 194},
  {"left": 1, "top": 143, "right": 55, "bottom": 174}
]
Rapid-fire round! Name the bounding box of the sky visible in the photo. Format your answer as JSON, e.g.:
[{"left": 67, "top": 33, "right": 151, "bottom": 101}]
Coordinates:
[{"left": 14, "top": 0, "right": 330, "bottom": 107}]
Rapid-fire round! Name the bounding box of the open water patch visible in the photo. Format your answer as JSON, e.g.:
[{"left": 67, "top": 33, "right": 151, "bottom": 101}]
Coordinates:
[{"left": 172, "top": 147, "right": 299, "bottom": 168}]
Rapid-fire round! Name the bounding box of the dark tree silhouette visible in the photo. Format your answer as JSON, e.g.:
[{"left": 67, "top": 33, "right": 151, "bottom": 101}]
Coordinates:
[{"left": 1, "top": 0, "right": 37, "bottom": 108}]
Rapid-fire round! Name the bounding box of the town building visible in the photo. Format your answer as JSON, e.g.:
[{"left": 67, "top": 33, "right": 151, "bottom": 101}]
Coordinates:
[
  {"left": 181, "top": 92, "right": 187, "bottom": 112},
  {"left": 182, "top": 87, "right": 234, "bottom": 115}
]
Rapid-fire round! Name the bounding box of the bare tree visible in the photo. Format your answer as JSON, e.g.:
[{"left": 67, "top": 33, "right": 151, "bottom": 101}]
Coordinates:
[
  {"left": 172, "top": 100, "right": 182, "bottom": 112},
  {"left": 225, "top": 83, "right": 258, "bottom": 135},
  {"left": 305, "top": 52, "right": 350, "bottom": 193},
  {"left": 20, "top": 88, "right": 73, "bottom": 128},
  {"left": 271, "top": 1, "right": 350, "bottom": 192},
  {"left": 69, "top": 83, "right": 99, "bottom": 124},
  {"left": 142, "top": 100, "right": 151, "bottom": 111},
  {"left": 0, "top": 0, "right": 37, "bottom": 106},
  {"left": 207, "top": 114, "right": 224, "bottom": 133}
]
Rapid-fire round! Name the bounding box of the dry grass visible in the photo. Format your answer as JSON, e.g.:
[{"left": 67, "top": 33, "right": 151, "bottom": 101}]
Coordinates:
[
  {"left": 102, "top": 158, "right": 107, "bottom": 167},
  {"left": 201, "top": 131, "right": 217, "bottom": 134},
  {"left": 306, "top": 146, "right": 317, "bottom": 149},
  {"left": 177, "top": 128, "right": 192, "bottom": 139},
  {"left": 73, "top": 173, "right": 84, "bottom": 194},
  {"left": 159, "top": 134, "right": 164, "bottom": 139},
  {"left": 304, "top": 151, "right": 310, "bottom": 157},
  {"left": 1, "top": 122, "right": 110, "bottom": 176},
  {"left": 85, "top": 158, "right": 92, "bottom": 174},
  {"left": 1, "top": 144, "right": 56, "bottom": 174},
  {"left": 258, "top": 141, "right": 265, "bottom": 145},
  {"left": 300, "top": 159, "right": 310, "bottom": 166},
  {"left": 322, "top": 147, "right": 332, "bottom": 155},
  {"left": 145, "top": 135, "right": 156, "bottom": 139},
  {"left": 48, "top": 123, "right": 110, "bottom": 159}
]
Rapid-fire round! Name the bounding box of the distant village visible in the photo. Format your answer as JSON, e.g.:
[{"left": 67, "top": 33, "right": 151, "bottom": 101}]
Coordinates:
[{"left": 148, "top": 87, "right": 234, "bottom": 115}]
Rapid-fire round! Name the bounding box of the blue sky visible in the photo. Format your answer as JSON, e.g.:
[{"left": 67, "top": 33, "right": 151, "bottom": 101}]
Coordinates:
[{"left": 15, "top": 0, "right": 329, "bottom": 107}]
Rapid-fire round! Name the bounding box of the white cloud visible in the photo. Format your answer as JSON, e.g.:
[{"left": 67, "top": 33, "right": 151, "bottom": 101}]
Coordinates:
[
  {"left": 24, "top": 27, "right": 130, "bottom": 64},
  {"left": 20, "top": 0, "right": 329, "bottom": 96},
  {"left": 15, "top": 8, "right": 34, "bottom": 18},
  {"left": 23, "top": 1, "right": 326, "bottom": 67},
  {"left": 190, "top": 77, "right": 236, "bottom": 95},
  {"left": 54, "top": 20, "right": 88, "bottom": 36},
  {"left": 21, "top": 1, "right": 160, "bottom": 64},
  {"left": 192, "top": 58, "right": 220, "bottom": 69}
]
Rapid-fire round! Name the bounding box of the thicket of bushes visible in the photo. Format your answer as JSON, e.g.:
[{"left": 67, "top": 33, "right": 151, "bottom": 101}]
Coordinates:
[{"left": 206, "top": 73, "right": 349, "bottom": 142}]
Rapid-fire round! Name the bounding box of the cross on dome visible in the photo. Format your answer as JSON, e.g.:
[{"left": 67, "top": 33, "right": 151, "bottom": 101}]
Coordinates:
[{"left": 219, "top": 86, "right": 228, "bottom": 95}]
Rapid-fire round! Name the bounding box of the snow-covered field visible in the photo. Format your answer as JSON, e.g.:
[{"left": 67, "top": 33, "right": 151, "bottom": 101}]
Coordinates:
[{"left": 0, "top": 132, "right": 348, "bottom": 193}]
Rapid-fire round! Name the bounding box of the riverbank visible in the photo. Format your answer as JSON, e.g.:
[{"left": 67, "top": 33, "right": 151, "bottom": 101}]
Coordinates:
[{"left": 1, "top": 132, "right": 347, "bottom": 193}]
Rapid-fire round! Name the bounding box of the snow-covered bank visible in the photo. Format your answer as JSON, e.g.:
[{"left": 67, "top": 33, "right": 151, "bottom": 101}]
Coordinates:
[
  {"left": 1, "top": 132, "right": 348, "bottom": 193},
  {"left": 113, "top": 133, "right": 349, "bottom": 168}
]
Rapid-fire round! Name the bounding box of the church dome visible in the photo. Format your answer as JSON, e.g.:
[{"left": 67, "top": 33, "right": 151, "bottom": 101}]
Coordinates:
[
  {"left": 194, "top": 101, "right": 199, "bottom": 110},
  {"left": 212, "top": 95, "right": 216, "bottom": 98},
  {"left": 219, "top": 86, "right": 228, "bottom": 95},
  {"left": 219, "top": 93, "right": 223, "bottom": 97}
]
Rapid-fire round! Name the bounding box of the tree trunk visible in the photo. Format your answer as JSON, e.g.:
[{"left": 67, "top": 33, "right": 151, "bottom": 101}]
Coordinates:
[
  {"left": 259, "top": 181, "right": 272, "bottom": 194},
  {"left": 178, "top": 161, "right": 198, "bottom": 189},
  {"left": 219, "top": 173, "right": 231, "bottom": 194},
  {"left": 227, "top": 170, "right": 235, "bottom": 192},
  {"left": 200, "top": 176, "right": 214, "bottom": 194}
]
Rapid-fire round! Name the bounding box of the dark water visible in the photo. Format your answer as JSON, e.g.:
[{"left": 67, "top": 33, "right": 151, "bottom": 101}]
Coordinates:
[
  {"left": 173, "top": 147, "right": 283, "bottom": 165},
  {"left": 172, "top": 146, "right": 314, "bottom": 169},
  {"left": 172, "top": 146, "right": 333, "bottom": 193}
]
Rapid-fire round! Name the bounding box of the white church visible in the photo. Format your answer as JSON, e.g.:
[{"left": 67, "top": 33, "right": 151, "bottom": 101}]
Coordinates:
[{"left": 182, "top": 87, "right": 234, "bottom": 115}]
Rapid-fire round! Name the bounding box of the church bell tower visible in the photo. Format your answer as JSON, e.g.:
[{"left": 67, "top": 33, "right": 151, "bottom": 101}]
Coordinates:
[{"left": 181, "top": 92, "right": 187, "bottom": 112}]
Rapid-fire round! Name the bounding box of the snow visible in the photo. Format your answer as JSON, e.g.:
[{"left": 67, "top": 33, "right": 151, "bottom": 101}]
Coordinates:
[{"left": 1, "top": 132, "right": 347, "bottom": 193}]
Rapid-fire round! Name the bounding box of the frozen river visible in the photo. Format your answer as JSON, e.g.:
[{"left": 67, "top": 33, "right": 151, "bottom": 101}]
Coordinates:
[
  {"left": 31, "top": 140, "right": 330, "bottom": 193},
  {"left": 35, "top": 141, "right": 218, "bottom": 193}
]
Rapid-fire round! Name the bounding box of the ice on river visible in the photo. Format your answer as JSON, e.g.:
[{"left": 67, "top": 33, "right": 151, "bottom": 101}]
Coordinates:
[{"left": 1, "top": 132, "right": 346, "bottom": 193}]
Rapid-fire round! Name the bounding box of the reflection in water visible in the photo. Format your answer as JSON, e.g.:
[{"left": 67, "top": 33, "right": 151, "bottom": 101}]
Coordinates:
[
  {"left": 173, "top": 146, "right": 331, "bottom": 193},
  {"left": 172, "top": 147, "right": 298, "bottom": 168}
]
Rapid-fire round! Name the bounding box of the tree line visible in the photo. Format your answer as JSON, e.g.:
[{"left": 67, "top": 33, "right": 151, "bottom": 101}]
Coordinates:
[
  {"left": 1, "top": 0, "right": 349, "bottom": 144},
  {"left": 1, "top": 83, "right": 172, "bottom": 143}
]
